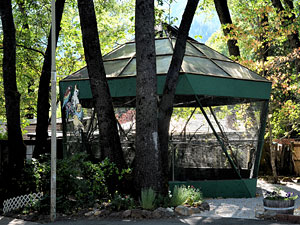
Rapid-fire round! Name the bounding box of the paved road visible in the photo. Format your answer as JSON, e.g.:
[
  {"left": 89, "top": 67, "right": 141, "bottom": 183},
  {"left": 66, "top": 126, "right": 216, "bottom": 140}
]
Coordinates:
[
  {"left": 48, "top": 217, "right": 293, "bottom": 225},
  {"left": 0, "top": 216, "right": 293, "bottom": 225}
]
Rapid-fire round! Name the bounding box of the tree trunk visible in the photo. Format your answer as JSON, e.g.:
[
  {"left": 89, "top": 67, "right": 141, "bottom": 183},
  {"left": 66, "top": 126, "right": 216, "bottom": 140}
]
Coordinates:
[
  {"left": 268, "top": 115, "right": 278, "bottom": 183},
  {"left": 77, "top": 0, "right": 126, "bottom": 169},
  {"left": 214, "top": 0, "right": 240, "bottom": 57},
  {"left": 158, "top": 0, "right": 199, "bottom": 195},
  {"left": 134, "top": 0, "right": 161, "bottom": 192},
  {"left": 0, "top": 0, "right": 26, "bottom": 200},
  {"left": 258, "top": 9, "right": 269, "bottom": 77},
  {"left": 34, "top": 0, "right": 66, "bottom": 158},
  {"left": 271, "top": 0, "right": 300, "bottom": 73}
]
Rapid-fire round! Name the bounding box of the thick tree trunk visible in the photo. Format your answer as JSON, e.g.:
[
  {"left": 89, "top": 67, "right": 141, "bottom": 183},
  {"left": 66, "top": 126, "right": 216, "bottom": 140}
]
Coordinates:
[
  {"left": 34, "top": 0, "right": 66, "bottom": 158},
  {"left": 0, "top": 0, "right": 26, "bottom": 201},
  {"left": 214, "top": 0, "right": 240, "bottom": 57},
  {"left": 158, "top": 0, "right": 199, "bottom": 195},
  {"left": 134, "top": 0, "right": 161, "bottom": 192},
  {"left": 77, "top": 0, "right": 126, "bottom": 169},
  {"left": 271, "top": 0, "right": 300, "bottom": 73}
]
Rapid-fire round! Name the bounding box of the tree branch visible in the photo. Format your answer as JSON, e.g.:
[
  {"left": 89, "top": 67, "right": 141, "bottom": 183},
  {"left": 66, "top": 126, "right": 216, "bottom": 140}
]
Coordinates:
[{"left": 16, "top": 44, "right": 45, "bottom": 56}]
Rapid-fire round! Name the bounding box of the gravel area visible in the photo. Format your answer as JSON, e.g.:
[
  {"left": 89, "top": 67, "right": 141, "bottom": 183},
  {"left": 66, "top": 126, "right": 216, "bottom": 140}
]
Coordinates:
[{"left": 193, "top": 179, "right": 300, "bottom": 219}]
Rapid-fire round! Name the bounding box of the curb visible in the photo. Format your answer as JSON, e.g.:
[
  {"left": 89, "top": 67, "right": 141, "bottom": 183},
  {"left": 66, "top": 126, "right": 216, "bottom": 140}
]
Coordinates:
[{"left": 276, "top": 214, "right": 300, "bottom": 224}]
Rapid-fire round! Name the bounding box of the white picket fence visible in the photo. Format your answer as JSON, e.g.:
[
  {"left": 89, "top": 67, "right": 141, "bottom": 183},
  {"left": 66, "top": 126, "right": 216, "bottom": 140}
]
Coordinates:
[{"left": 3, "top": 192, "right": 43, "bottom": 213}]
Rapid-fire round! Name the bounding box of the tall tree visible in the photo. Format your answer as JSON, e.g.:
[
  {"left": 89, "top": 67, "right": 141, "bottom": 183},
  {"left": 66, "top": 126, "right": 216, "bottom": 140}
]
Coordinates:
[
  {"left": 158, "top": 0, "right": 199, "bottom": 194},
  {"left": 271, "top": 0, "right": 300, "bottom": 72},
  {"left": 134, "top": 0, "right": 199, "bottom": 193},
  {"left": 33, "top": 0, "right": 66, "bottom": 158},
  {"left": 214, "top": 0, "right": 240, "bottom": 57},
  {"left": 77, "top": 0, "right": 126, "bottom": 169},
  {"left": 0, "top": 0, "right": 26, "bottom": 201},
  {"left": 135, "top": 0, "right": 161, "bottom": 191}
]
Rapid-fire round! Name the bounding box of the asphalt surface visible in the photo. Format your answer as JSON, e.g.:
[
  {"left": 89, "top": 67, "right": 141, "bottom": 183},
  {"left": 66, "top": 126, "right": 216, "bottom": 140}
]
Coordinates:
[{"left": 0, "top": 216, "right": 293, "bottom": 225}]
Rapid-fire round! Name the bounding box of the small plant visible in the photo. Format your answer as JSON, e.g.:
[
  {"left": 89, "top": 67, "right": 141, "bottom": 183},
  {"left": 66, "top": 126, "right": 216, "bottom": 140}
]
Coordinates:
[
  {"left": 264, "top": 187, "right": 298, "bottom": 201},
  {"left": 170, "top": 185, "right": 189, "bottom": 207},
  {"left": 185, "top": 185, "right": 203, "bottom": 206},
  {"left": 111, "top": 192, "right": 136, "bottom": 211},
  {"left": 155, "top": 193, "right": 171, "bottom": 208},
  {"left": 140, "top": 188, "right": 156, "bottom": 210},
  {"left": 170, "top": 185, "right": 203, "bottom": 207}
]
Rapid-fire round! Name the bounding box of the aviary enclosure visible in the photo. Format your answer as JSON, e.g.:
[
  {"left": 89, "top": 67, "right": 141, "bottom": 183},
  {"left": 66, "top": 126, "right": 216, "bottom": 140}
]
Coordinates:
[{"left": 59, "top": 28, "right": 271, "bottom": 198}]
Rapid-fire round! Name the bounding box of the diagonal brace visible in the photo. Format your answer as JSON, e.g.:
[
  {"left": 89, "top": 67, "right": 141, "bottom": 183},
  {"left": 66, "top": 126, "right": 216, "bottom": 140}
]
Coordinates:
[{"left": 194, "top": 95, "right": 242, "bottom": 179}]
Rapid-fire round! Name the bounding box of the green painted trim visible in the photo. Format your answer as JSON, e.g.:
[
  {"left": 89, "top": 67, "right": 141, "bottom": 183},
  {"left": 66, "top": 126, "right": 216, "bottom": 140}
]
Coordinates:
[
  {"left": 59, "top": 80, "right": 93, "bottom": 101},
  {"left": 59, "top": 73, "right": 271, "bottom": 101},
  {"left": 169, "top": 178, "right": 257, "bottom": 198},
  {"left": 184, "top": 74, "right": 271, "bottom": 100}
]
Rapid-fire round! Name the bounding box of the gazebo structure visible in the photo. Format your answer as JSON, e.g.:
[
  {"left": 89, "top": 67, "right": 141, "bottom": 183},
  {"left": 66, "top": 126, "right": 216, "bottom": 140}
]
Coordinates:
[{"left": 59, "top": 28, "right": 271, "bottom": 198}]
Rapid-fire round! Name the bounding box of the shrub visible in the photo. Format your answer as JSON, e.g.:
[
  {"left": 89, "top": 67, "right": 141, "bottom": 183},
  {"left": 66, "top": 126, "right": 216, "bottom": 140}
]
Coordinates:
[
  {"left": 185, "top": 185, "right": 203, "bottom": 206},
  {"left": 170, "top": 186, "right": 189, "bottom": 207},
  {"left": 170, "top": 185, "right": 203, "bottom": 207},
  {"left": 111, "top": 192, "right": 136, "bottom": 211},
  {"left": 140, "top": 188, "right": 156, "bottom": 210},
  {"left": 14, "top": 153, "right": 132, "bottom": 214}
]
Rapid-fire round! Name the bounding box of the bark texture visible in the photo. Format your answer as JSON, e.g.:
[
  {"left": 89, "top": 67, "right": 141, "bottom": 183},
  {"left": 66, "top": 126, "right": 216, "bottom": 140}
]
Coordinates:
[
  {"left": 77, "top": 0, "right": 126, "bottom": 169},
  {"left": 158, "top": 0, "right": 199, "bottom": 195},
  {"left": 134, "top": 0, "right": 161, "bottom": 191},
  {"left": 34, "top": 0, "right": 66, "bottom": 158},
  {"left": 214, "top": 0, "right": 240, "bottom": 57},
  {"left": 0, "top": 0, "right": 26, "bottom": 202}
]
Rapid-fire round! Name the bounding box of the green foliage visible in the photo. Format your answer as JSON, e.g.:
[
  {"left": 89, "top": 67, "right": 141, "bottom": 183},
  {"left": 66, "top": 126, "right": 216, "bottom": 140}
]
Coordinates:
[
  {"left": 184, "top": 185, "right": 203, "bottom": 206},
  {"left": 111, "top": 192, "right": 136, "bottom": 211},
  {"left": 0, "top": 0, "right": 135, "bottom": 124},
  {"left": 0, "top": 127, "right": 8, "bottom": 140},
  {"left": 170, "top": 185, "right": 188, "bottom": 207},
  {"left": 18, "top": 153, "right": 132, "bottom": 214},
  {"left": 264, "top": 51, "right": 300, "bottom": 139},
  {"left": 155, "top": 193, "right": 171, "bottom": 208},
  {"left": 170, "top": 185, "right": 203, "bottom": 207},
  {"left": 140, "top": 188, "right": 157, "bottom": 210}
]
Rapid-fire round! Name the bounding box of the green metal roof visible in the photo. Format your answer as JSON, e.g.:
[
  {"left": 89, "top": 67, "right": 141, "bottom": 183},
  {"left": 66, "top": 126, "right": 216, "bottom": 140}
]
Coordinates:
[{"left": 60, "top": 37, "right": 271, "bottom": 107}]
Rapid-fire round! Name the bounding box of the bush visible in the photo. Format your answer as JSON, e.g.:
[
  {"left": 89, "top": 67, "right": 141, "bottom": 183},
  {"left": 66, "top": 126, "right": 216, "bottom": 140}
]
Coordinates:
[
  {"left": 111, "top": 192, "right": 136, "bottom": 211},
  {"left": 140, "top": 188, "right": 156, "bottom": 210},
  {"left": 15, "top": 153, "right": 132, "bottom": 214},
  {"left": 170, "top": 185, "right": 203, "bottom": 207},
  {"left": 185, "top": 185, "right": 203, "bottom": 206},
  {"left": 170, "top": 186, "right": 189, "bottom": 207}
]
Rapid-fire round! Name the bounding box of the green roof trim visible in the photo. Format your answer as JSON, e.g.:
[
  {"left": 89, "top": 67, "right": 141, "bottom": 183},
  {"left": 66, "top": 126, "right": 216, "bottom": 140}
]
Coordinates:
[
  {"left": 184, "top": 74, "right": 271, "bottom": 100},
  {"left": 59, "top": 73, "right": 271, "bottom": 104}
]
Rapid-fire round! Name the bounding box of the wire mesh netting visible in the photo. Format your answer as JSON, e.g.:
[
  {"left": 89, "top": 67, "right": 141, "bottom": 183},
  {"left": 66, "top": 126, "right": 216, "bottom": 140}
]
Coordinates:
[
  {"left": 62, "top": 99, "right": 265, "bottom": 181},
  {"left": 169, "top": 101, "right": 264, "bottom": 180}
]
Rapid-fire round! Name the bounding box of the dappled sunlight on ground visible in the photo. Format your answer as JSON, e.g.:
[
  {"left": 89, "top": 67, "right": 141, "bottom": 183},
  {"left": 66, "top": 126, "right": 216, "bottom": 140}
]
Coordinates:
[
  {"left": 193, "top": 179, "right": 300, "bottom": 219},
  {"left": 0, "top": 216, "right": 39, "bottom": 225}
]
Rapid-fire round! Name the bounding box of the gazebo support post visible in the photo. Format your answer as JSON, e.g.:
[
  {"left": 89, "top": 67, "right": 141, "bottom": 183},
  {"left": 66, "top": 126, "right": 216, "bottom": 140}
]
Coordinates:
[{"left": 251, "top": 100, "right": 269, "bottom": 178}]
